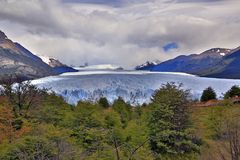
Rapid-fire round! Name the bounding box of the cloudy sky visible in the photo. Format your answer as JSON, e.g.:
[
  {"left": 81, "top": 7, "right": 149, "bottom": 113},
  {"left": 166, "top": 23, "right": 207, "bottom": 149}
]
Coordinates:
[{"left": 0, "top": 0, "right": 240, "bottom": 68}]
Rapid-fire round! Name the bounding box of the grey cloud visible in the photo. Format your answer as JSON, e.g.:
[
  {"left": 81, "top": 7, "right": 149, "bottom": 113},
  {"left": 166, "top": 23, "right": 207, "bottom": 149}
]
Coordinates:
[
  {"left": 62, "top": 0, "right": 156, "bottom": 7},
  {"left": 177, "top": 0, "right": 226, "bottom": 3},
  {"left": 0, "top": 0, "right": 239, "bottom": 68}
]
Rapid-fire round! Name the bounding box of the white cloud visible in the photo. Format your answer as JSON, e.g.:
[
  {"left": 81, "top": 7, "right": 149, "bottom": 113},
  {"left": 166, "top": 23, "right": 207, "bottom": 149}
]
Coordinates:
[{"left": 0, "top": 0, "right": 239, "bottom": 68}]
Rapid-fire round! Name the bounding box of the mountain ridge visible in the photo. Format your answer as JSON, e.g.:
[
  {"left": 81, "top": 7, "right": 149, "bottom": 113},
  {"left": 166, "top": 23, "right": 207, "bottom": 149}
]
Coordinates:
[
  {"left": 0, "top": 30, "right": 54, "bottom": 80},
  {"left": 0, "top": 30, "right": 77, "bottom": 80},
  {"left": 136, "top": 46, "right": 240, "bottom": 79}
]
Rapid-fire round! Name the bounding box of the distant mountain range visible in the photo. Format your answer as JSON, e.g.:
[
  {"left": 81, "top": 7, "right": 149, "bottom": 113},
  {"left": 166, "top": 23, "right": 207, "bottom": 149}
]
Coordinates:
[
  {"left": 0, "top": 30, "right": 77, "bottom": 80},
  {"left": 1, "top": 29, "right": 240, "bottom": 80},
  {"left": 136, "top": 47, "right": 240, "bottom": 79}
]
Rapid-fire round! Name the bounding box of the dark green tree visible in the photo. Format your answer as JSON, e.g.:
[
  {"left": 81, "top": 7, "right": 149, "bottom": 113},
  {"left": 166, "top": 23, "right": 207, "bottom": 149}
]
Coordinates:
[
  {"left": 224, "top": 85, "right": 240, "bottom": 99},
  {"left": 201, "top": 87, "right": 217, "bottom": 102},
  {"left": 148, "top": 83, "right": 200, "bottom": 156},
  {"left": 98, "top": 97, "right": 110, "bottom": 108}
]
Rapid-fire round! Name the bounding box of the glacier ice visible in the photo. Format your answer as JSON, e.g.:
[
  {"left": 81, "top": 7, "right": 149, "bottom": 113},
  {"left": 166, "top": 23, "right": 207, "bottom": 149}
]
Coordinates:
[{"left": 31, "top": 70, "right": 240, "bottom": 105}]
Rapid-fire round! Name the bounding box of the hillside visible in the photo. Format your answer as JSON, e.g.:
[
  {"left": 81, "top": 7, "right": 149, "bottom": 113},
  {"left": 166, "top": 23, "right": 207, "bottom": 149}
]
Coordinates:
[
  {"left": 0, "top": 30, "right": 54, "bottom": 80},
  {"left": 202, "top": 47, "right": 240, "bottom": 78},
  {"left": 136, "top": 47, "right": 240, "bottom": 79}
]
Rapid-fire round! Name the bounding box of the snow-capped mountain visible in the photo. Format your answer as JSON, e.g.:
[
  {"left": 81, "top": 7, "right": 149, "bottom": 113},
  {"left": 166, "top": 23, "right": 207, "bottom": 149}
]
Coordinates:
[
  {"left": 39, "top": 56, "right": 78, "bottom": 74},
  {"left": 136, "top": 47, "right": 240, "bottom": 79},
  {"left": 39, "top": 56, "right": 65, "bottom": 68},
  {"left": 205, "top": 46, "right": 240, "bottom": 79},
  {"left": 135, "top": 60, "right": 160, "bottom": 70},
  {"left": 0, "top": 30, "right": 53, "bottom": 80},
  {"left": 39, "top": 56, "right": 52, "bottom": 66},
  {"left": 31, "top": 70, "right": 240, "bottom": 105}
]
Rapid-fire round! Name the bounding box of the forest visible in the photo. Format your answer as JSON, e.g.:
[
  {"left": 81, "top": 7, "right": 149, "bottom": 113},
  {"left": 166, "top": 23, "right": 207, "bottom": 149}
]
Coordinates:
[{"left": 0, "top": 80, "right": 240, "bottom": 160}]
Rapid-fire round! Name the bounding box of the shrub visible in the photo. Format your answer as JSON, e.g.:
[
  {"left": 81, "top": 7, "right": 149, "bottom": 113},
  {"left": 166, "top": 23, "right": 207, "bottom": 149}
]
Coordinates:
[
  {"left": 200, "top": 87, "right": 217, "bottom": 102},
  {"left": 224, "top": 85, "right": 240, "bottom": 99}
]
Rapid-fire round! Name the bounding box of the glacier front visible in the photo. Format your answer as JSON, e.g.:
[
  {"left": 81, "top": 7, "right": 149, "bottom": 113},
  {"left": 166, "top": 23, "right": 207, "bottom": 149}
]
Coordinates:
[{"left": 31, "top": 70, "right": 240, "bottom": 105}]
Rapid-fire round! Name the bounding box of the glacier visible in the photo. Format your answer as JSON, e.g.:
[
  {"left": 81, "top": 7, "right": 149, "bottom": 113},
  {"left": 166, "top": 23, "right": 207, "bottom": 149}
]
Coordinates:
[{"left": 31, "top": 70, "right": 240, "bottom": 105}]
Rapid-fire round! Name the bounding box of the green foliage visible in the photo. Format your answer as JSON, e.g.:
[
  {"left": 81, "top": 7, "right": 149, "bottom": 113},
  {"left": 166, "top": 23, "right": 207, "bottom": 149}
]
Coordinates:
[
  {"left": 1, "top": 81, "right": 47, "bottom": 117},
  {"left": 0, "top": 83, "right": 204, "bottom": 160},
  {"left": 148, "top": 83, "right": 200, "bottom": 156},
  {"left": 98, "top": 97, "right": 110, "bottom": 108},
  {"left": 104, "top": 111, "right": 122, "bottom": 129},
  {"left": 200, "top": 87, "right": 217, "bottom": 102},
  {"left": 35, "top": 95, "right": 74, "bottom": 127},
  {"left": 72, "top": 126, "right": 104, "bottom": 153},
  {"left": 197, "top": 105, "right": 240, "bottom": 159},
  {"left": 112, "top": 97, "right": 132, "bottom": 128},
  {"left": 0, "top": 125, "right": 81, "bottom": 160},
  {"left": 0, "top": 136, "right": 55, "bottom": 160},
  {"left": 205, "top": 107, "right": 225, "bottom": 139},
  {"left": 224, "top": 85, "right": 240, "bottom": 99}
]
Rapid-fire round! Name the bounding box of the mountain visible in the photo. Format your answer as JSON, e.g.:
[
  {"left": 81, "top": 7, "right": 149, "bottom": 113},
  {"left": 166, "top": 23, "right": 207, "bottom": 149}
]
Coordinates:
[
  {"left": 0, "top": 30, "right": 54, "bottom": 80},
  {"left": 137, "top": 47, "right": 240, "bottom": 79},
  {"left": 135, "top": 60, "right": 160, "bottom": 70},
  {"left": 39, "top": 56, "right": 78, "bottom": 74},
  {"left": 202, "top": 47, "right": 240, "bottom": 79}
]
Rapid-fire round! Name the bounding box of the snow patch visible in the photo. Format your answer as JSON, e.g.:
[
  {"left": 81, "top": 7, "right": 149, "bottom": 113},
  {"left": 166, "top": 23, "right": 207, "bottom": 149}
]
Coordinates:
[
  {"left": 220, "top": 53, "right": 226, "bottom": 56},
  {"left": 137, "top": 60, "right": 160, "bottom": 68},
  {"left": 39, "top": 56, "right": 51, "bottom": 65}
]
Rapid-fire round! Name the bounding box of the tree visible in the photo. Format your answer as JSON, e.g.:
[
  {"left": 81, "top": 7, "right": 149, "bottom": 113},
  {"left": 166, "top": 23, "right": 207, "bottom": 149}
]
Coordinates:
[
  {"left": 1, "top": 80, "right": 46, "bottom": 117},
  {"left": 0, "top": 103, "right": 15, "bottom": 143},
  {"left": 224, "top": 85, "right": 240, "bottom": 99},
  {"left": 112, "top": 97, "right": 132, "bottom": 128},
  {"left": 0, "top": 97, "right": 31, "bottom": 143},
  {"left": 201, "top": 87, "right": 217, "bottom": 102},
  {"left": 148, "top": 83, "right": 200, "bottom": 156},
  {"left": 98, "top": 97, "right": 110, "bottom": 108}
]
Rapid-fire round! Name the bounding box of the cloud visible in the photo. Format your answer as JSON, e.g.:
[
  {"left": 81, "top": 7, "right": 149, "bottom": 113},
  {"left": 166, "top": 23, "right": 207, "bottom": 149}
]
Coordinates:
[
  {"left": 0, "top": 0, "right": 239, "bottom": 68},
  {"left": 62, "top": 0, "right": 155, "bottom": 7}
]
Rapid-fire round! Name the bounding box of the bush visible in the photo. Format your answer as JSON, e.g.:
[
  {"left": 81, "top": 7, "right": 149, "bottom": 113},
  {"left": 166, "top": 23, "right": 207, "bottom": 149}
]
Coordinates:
[
  {"left": 201, "top": 87, "right": 217, "bottom": 102},
  {"left": 224, "top": 85, "right": 240, "bottom": 99}
]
